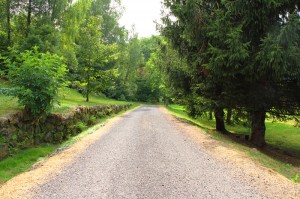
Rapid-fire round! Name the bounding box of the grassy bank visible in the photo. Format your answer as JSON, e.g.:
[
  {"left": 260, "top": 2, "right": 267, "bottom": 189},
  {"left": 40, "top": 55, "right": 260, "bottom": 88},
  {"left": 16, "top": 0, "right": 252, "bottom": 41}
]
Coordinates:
[
  {"left": 54, "top": 87, "right": 128, "bottom": 114},
  {"left": 0, "top": 79, "right": 128, "bottom": 117},
  {"left": 0, "top": 145, "right": 56, "bottom": 184},
  {"left": 0, "top": 103, "right": 139, "bottom": 184},
  {"left": 166, "top": 104, "right": 300, "bottom": 183},
  {"left": 0, "top": 79, "right": 22, "bottom": 116}
]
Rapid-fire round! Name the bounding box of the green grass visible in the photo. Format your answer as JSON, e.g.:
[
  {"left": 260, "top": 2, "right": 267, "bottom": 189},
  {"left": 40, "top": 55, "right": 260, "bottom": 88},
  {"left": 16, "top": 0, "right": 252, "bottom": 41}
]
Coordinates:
[
  {"left": 0, "top": 95, "right": 22, "bottom": 116},
  {"left": 266, "top": 122, "right": 300, "bottom": 157},
  {"left": 0, "top": 79, "right": 129, "bottom": 116},
  {"left": 0, "top": 79, "right": 23, "bottom": 116},
  {"left": 0, "top": 145, "right": 56, "bottom": 184},
  {"left": 53, "top": 87, "right": 128, "bottom": 113},
  {"left": 166, "top": 104, "right": 249, "bottom": 133},
  {"left": 166, "top": 104, "right": 300, "bottom": 182}
]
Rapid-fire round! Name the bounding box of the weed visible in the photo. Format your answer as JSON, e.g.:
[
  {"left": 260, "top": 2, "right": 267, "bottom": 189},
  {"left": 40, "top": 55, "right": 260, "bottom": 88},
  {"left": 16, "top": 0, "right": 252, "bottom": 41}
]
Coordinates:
[
  {"left": 88, "top": 115, "right": 97, "bottom": 125},
  {"left": 74, "top": 122, "right": 87, "bottom": 133},
  {"left": 291, "top": 174, "right": 299, "bottom": 183}
]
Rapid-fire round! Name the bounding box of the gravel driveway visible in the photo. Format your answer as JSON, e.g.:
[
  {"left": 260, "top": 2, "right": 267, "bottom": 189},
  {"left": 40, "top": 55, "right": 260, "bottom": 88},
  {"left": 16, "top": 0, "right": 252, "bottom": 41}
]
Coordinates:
[
  {"left": 33, "top": 106, "right": 265, "bottom": 198},
  {"left": 1, "top": 106, "right": 299, "bottom": 198}
]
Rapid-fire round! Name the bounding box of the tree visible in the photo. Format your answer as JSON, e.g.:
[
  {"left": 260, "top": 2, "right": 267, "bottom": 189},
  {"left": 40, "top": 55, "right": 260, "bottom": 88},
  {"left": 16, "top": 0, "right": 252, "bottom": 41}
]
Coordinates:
[
  {"left": 153, "top": 39, "right": 191, "bottom": 105},
  {"left": 76, "top": 15, "right": 118, "bottom": 102},
  {"left": 0, "top": 0, "right": 15, "bottom": 47},
  {"left": 89, "top": 0, "right": 125, "bottom": 44},
  {"left": 112, "top": 32, "right": 144, "bottom": 101},
  {"left": 160, "top": 0, "right": 229, "bottom": 132},
  {"left": 160, "top": 0, "right": 300, "bottom": 146},
  {"left": 8, "top": 47, "right": 67, "bottom": 119},
  {"left": 206, "top": 1, "right": 300, "bottom": 146}
]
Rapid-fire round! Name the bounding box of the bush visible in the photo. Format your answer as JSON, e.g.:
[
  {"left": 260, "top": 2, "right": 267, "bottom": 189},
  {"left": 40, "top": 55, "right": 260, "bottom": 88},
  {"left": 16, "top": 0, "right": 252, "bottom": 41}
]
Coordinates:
[
  {"left": 8, "top": 47, "right": 67, "bottom": 119},
  {"left": 73, "top": 122, "right": 87, "bottom": 133},
  {"left": 88, "top": 115, "right": 97, "bottom": 125},
  {"left": 97, "top": 111, "right": 105, "bottom": 118}
]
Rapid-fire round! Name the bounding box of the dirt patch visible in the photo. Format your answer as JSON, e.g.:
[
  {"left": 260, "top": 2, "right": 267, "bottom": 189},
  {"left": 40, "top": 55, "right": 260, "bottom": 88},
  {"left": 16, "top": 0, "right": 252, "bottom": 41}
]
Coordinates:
[{"left": 160, "top": 107, "right": 300, "bottom": 199}]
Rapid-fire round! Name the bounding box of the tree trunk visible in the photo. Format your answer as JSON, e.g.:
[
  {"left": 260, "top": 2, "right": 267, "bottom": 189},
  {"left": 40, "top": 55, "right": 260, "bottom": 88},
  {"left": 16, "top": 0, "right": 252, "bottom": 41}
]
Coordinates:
[
  {"left": 86, "top": 77, "right": 90, "bottom": 102},
  {"left": 164, "top": 96, "right": 169, "bottom": 107},
  {"left": 251, "top": 110, "right": 266, "bottom": 147},
  {"left": 86, "top": 86, "right": 89, "bottom": 102},
  {"left": 226, "top": 108, "right": 232, "bottom": 125},
  {"left": 208, "top": 111, "right": 213, "bottom": 120},
  {"left": 214, "top": 108, "right": 227, "bottom": 133},
  {"left": 6, "top": 0, "right": 11, "bottom": 46},
  {"left": 26, "top": 0, "right": 32, "bottom": 36},
  {"left": 86, "top": 64, "right": 90, "bottom": 102}
]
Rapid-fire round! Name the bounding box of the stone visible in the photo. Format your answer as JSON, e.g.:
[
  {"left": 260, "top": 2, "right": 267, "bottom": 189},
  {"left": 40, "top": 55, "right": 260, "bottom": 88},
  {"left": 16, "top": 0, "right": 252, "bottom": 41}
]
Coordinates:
[{"left": 0, "top": 144, "right": 9, "bottom": 160}]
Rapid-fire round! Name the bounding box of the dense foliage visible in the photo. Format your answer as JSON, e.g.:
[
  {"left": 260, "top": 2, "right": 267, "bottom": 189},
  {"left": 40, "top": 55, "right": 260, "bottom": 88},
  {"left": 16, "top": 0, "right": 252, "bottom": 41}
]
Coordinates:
[
  {"left": 8, "top": 47, "right": 67, "bottom": 119},
  {"left": 160, "top": 0, "right": 300, "bottom": 146},
  {"left": 0, "top": 0, "right": 166, "bottom": 114}
]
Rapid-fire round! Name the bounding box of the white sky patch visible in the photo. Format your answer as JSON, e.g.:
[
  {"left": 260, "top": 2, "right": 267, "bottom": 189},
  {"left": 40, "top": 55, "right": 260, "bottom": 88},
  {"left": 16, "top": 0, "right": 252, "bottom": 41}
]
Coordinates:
[{"left": 119, "top": 0, "right": 162, "bottom": 38}]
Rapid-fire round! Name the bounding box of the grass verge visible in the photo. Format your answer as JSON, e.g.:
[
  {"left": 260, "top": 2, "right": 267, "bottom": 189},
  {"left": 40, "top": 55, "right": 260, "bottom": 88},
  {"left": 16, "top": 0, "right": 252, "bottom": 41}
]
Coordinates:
[
  {"left": 0, "top": 145, "right": 56, "bottom": 184},
  {"left": 166, "top": 104, "right": 300, "bottom": 183},
  {"left": 0, "top": 103, "right": 139, "bottom": 185}
]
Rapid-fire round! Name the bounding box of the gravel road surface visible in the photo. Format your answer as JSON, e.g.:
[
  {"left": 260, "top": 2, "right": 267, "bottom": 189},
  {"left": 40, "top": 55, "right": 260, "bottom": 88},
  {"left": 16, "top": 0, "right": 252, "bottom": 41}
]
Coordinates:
[
  {"left": 30, "top": 106, "right": 269, "bottom": 198},
  {"left": 1, "top": 105, "right": 299, "bottom": 198}
]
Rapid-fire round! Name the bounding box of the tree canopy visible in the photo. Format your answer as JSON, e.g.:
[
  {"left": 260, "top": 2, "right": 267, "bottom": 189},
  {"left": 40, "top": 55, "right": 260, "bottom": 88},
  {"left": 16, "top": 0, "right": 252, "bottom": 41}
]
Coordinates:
[{"left": 160, "top": 0, "right": 300, "bottom": 146}]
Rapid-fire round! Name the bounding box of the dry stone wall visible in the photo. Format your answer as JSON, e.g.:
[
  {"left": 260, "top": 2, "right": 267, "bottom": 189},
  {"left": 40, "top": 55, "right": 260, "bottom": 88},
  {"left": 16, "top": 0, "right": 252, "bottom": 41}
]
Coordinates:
[{"left": 0, "top": 104, "right": 131, "bottom": 159}]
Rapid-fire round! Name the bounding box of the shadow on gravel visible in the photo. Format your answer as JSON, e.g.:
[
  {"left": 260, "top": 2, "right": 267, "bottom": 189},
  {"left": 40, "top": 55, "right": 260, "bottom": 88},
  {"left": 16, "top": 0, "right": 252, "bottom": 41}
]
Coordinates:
[{"left": 120, "top": 115, "right": 131, "bottom": 118}]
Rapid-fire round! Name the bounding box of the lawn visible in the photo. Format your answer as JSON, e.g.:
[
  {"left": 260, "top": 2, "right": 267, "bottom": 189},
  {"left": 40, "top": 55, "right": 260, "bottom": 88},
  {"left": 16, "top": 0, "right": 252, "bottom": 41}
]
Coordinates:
[
  {"left": 0, "top": 95, "right": 22, "bottom": 117},
  {"left": 53, "top": 87, "right": 128, "bottom": 113},
  {"left": 266, "top": 122, "right": 300, "bottom": 157},
  {"left": 0, "top": 79, "right": 128, "bottom": 116},
  {"left": 0, "top": 79, "right": 22, "bottom": 116}
]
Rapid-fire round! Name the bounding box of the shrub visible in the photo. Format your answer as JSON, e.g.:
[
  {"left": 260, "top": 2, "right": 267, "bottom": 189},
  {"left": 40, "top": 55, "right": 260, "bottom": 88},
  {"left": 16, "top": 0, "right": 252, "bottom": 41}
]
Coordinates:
[
  {"left": 97, "top": 111, "right": 105, "bottom": 118},
  {"left": 88, "top": 115, "right": 97, "bottom": 125},
  {"left": 8, "top": 47, "right": 67, "bottom": 119},
  {"left": 74, "top": 122, "right": 87, "bottom": 133}
]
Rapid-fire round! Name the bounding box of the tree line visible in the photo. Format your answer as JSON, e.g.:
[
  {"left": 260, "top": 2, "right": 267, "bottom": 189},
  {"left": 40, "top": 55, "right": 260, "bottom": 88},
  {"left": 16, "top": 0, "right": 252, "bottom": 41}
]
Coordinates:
[{"left": 0, "top": 0, "right": 165, "bottom": 119}]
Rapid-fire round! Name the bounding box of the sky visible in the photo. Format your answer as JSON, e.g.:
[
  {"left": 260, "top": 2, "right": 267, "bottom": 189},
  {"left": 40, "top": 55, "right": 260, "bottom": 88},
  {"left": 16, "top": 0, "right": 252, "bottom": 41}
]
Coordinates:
[{"left": 119, "top": 0, "right": 163, "bottom": 38}]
